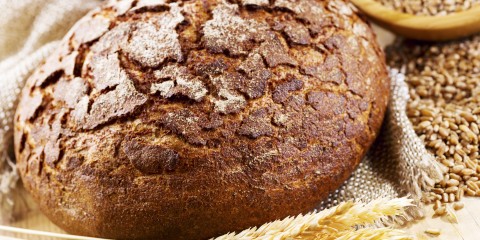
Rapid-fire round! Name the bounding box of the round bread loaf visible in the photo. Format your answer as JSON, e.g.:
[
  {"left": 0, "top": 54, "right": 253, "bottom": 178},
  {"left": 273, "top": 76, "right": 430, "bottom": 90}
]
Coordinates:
[{"left": 14, "top": 0, "right": 389, "bottom": 239}]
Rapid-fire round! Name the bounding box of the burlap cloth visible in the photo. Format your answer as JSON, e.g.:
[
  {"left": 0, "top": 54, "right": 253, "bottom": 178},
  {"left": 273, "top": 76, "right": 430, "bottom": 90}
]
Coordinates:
[{"left": 0, "top": 0, "right": 443, "bottom": 228}]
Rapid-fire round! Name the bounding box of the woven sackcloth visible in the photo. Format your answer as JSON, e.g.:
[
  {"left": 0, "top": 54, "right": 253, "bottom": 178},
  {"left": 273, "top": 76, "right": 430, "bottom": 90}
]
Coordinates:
[{"left": 0, "top": 0, "right": 443, "bottom": 229}]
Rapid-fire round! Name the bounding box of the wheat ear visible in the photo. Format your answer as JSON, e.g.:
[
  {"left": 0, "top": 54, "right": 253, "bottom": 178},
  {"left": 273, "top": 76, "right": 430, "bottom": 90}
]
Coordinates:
[{"left": 215, "top": 197, "right": 414, "bottom": 240}]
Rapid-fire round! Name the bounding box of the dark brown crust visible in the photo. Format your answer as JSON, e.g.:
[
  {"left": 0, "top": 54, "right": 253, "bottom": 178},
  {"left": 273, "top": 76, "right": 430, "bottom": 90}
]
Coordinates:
[{"left": 14, "top": 0, "right": 389, "bottom": 239}]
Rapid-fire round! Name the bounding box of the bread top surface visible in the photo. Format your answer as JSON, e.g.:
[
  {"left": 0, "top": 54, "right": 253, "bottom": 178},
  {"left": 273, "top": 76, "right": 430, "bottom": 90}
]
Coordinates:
[{"left": 14, "top": 0, "right": 389, "bottom": 239}]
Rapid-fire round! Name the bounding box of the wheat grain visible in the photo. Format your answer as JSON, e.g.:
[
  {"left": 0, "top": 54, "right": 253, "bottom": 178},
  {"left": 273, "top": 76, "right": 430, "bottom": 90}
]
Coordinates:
[
  {"left": 424, "top": 228, "right": 441, "bottom": 236},
  {"left": 434, "top": 206, "right": 446, "bottom": 216},
  {"left": 374, "top": 0, "right": 480, "bottom": 16},
  {"left": 453, "top": 202, "right": 465, "bottom": 210}
]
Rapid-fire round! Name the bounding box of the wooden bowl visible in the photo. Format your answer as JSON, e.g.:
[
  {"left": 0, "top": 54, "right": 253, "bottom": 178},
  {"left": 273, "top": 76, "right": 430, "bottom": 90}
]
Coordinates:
[{"left": 351, "top": 0, "right": 480, "bottom": 41}]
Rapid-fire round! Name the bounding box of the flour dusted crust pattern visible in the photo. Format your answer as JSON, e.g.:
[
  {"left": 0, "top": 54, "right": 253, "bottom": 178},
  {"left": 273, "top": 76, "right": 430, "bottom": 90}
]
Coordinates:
[{"left": 14, "top": 0, "right": 389, "bottom": 239}]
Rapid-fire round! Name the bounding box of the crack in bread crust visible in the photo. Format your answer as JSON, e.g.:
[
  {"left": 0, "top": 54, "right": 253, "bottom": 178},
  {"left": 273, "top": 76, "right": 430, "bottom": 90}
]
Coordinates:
[{"left": 14, "top": 0, "right": 389, "bottom": 239}]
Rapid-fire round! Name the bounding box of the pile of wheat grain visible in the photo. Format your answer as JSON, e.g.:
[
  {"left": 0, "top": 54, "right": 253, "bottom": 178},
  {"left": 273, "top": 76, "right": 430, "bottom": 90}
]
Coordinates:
[
  {"left": 375, "top": 0, "right": 480, "bottom": 16},
  {"left": 387, "top": 35, "right": 480, "bottom": 218}
]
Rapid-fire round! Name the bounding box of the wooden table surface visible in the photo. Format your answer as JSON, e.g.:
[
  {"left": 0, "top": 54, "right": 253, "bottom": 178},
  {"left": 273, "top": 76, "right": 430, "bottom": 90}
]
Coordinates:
[
  {"left": 1, "top": 25, "right": 479, "bottom": 240},
  {"left": 1, "top": 189, "right": 480, "bottom": 240}
]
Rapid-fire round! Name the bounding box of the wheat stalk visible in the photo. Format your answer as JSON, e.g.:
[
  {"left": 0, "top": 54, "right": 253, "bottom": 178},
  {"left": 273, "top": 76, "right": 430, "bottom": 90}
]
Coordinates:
[
  {"left": 297, "top": 227, "right": 414, "bottom": 240},
  {"left": 335, "top": 228, "right": 414, "bottom": 240},
  {"left": 215, "top": 197, "right": 414, "bottom": 240}
]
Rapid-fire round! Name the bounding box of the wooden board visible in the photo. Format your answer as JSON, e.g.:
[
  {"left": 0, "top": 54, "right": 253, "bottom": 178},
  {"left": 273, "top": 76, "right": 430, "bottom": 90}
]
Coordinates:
[
  {"left": 2, "top": 189, "right": 480, "bottom": 240},
  {"left": 1, "top": 24, "right": 479, "bottom": 240}
]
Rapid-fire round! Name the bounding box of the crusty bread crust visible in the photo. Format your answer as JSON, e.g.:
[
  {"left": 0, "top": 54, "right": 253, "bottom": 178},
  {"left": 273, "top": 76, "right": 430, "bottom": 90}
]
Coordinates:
[{"left": 14, "top": 0, "right": 389, "bottom": 239}]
